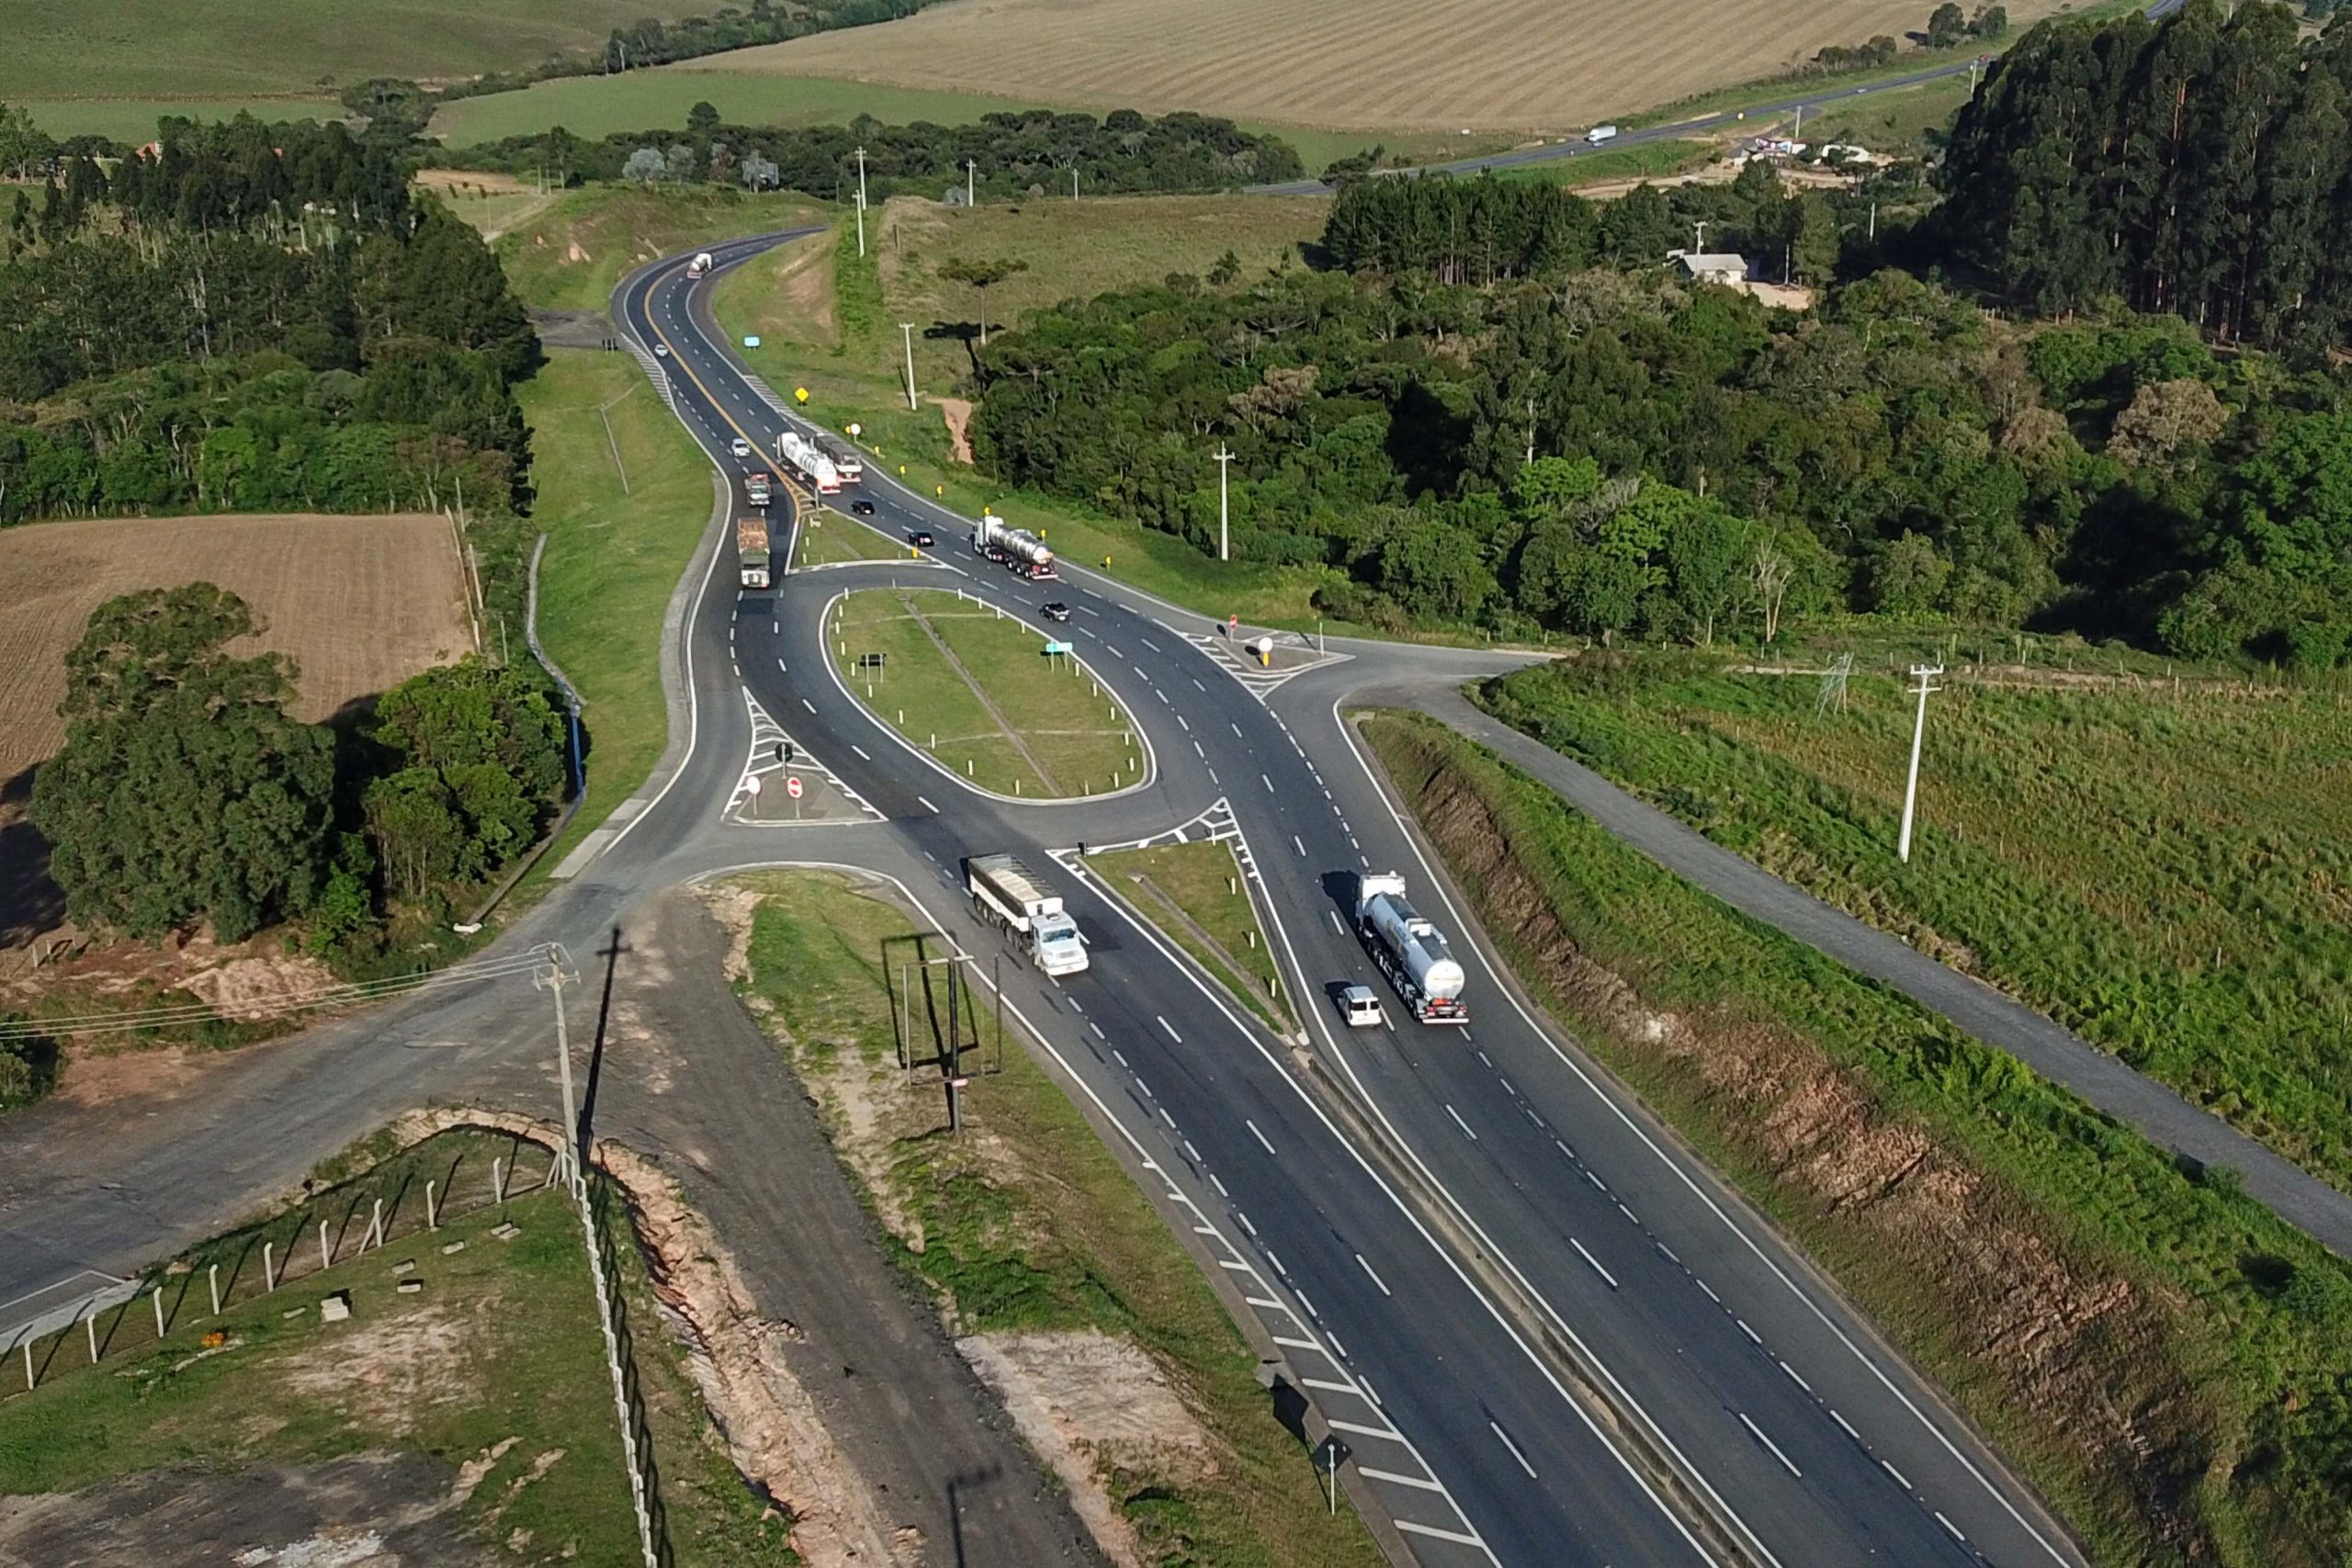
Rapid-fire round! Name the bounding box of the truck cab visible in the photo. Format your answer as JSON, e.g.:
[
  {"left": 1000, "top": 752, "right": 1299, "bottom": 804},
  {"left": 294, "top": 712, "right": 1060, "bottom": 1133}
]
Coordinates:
[{"left": 745, "top": 473, "right": 771, "bottom": 508}]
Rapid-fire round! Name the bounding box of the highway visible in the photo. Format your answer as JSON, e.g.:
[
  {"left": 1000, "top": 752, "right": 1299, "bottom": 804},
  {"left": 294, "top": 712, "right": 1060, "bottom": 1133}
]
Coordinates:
[{"left": 616, "top": 234, "right": 2088, "bottom": 1568}]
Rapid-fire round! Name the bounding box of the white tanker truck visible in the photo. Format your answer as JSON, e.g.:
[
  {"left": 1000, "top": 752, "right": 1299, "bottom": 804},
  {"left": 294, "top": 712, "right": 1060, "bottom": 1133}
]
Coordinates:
[
  {"left": 972, "top": 513, "right": 1057, "bottom": 581},
  {"left": 1355, "top": 873, "right": 1467, "bottom": 1023},
  {"left": 775, "top": 429, "right": 842, "bottom": 494}
]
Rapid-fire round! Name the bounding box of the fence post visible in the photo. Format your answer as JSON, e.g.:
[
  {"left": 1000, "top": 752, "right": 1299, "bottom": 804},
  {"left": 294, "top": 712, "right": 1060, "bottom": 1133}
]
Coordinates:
[
  {"left": 318, "top": 1220, "right": 332, "bottom": 1273},
  {"left": 208, "top": 1264, "right": 220, "bottom": 1317},
  {"left": 85, "top": 1310, "right": 96, "bottom": 1364},
  {"left": 152, "top": 1287, "right": 164, "bottom": 1339},
  {"left": 494, "top": 1157, "right": 507, "bottom": 1206},
  {"left": 425, "top": 1180, "right": 438, "bottom": 1231},
  {"left": 22, "top": 1340, "right": 32, "bottom": 1390},
  {"left": 264, "top": 1242, "right": 277, "bottom": 1292}
]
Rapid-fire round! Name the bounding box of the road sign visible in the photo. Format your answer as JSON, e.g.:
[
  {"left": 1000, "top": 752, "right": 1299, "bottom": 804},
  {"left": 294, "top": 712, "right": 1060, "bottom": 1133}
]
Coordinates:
[
  {"left": 794, "top": 387, "right": 809, "bottom": 404},
  {"left": 744, "top": 773, "right": 763, "bottom": 795},
  {"left": 743, "top": 334, "right": 762, "bottom": 348},
  {"left": 1312, "top": 1434, "right": 1351, "bottom": 1515},
  {"left": 786, "top": 775, "right": 805, "bottom": 799},
  {"left": 1043, "top": 640, "right": 1071, "bottom": 656},
  {"left": 847, "top": 422, "right": 863, "bottom": 437}
]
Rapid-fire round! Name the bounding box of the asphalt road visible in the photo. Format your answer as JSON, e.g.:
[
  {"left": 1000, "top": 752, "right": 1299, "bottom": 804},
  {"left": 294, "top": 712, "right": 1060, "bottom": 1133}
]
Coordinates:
[{"left": 622, "top": 236, "right": 2086, "bottom": 1568}]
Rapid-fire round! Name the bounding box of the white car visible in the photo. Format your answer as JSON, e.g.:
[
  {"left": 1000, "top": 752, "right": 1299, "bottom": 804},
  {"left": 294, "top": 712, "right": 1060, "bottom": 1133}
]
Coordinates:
[
  {"left": 1340, "top": 985, "right": 1385, "bottom": 1028},
  {"left": 652, "top": 343, "right": 670, "bottom": 357},
  {"left": 730, "top": 437, "right": 752, "bottom": 458}
]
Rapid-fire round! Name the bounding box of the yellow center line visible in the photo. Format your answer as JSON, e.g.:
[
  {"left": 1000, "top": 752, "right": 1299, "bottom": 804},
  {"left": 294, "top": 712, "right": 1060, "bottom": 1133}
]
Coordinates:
[{"left": 633, "top": 256, "right": 814, "bottom": 536}]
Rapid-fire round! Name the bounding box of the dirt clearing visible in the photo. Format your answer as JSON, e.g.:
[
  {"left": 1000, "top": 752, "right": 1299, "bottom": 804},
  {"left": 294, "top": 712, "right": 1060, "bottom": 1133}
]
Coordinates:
[
  {"left": 699, "top": 0, "right": 2072, "bottom": 133},
  {"left": 0, "top": 513, "right": 472, "bottom": 786}
]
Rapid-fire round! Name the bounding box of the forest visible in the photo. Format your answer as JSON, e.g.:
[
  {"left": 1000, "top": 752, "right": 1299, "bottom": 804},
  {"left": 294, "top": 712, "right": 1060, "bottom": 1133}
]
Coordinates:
[
  {"left": 0, "top": 117, "right": 537, "bottom": 523},
  {"left": 974, "top": 176, "right": 2352, "bottom": 665},
  {"left": 441, "top": 107, "right": 1306, "bottom": 199}
]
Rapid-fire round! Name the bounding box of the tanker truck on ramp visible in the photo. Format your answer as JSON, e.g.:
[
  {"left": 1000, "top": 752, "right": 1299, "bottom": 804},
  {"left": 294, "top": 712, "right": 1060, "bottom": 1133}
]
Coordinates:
[
  {"left": 1356, "top": 873, "right": 1466, "bottom": 1023},
  {"left": 972, "top": 513, "right": 1057, "bottom": 581},
  {"left": 967, "top": 854, "right": 1089, "bottom": 976},
  {"left": 737, "top": 518, "right": 771, "bottom": 589}
]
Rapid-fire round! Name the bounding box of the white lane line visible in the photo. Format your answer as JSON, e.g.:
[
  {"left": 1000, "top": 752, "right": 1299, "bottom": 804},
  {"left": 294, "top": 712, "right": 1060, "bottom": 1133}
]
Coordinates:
[
  {"left": 1210, "top": 1174, "right": 1230, "bottom": 1199},
  {"left": 1698, "top": 1279, "right": 1722, "bottom": 1304},
  {"left": 1361, "top": 1466, "right": 1443, "bottom": 1492},
  {"left": 1489, "top": 1420, "right": 1538, "bottom": 1480},
  {"left": 1740, "top": 1413, "right": 1804, "bottom": 1479},
  {"left": 1396, "top": 1520, "right": 1487, "bottom": 1548},
  {"left": 1883, "top": 1459, "right": 1914, "bottom": 1491},
  {"left": 1936, "top": 1513, "right": 1967, "bottom": 1544},
  {"left": 850, "top": 744, "right": 871, "bottom": 761},
  {"left": 1157, "top": 1015, "right": 1182, "bottom": 1043},
  {"left": 1293, "top": 834, "right": 1306, "bottom": 856},
  {"left": 1444, "top": 1104, "right": 1478, "bottom": 1141},
  {"left": 1329, "top": 1418, "right": 1408, "bottom": 1444},
  {"left": 1192, "top": 677, "right": 1206, "bottom": 691},
  {"left": 1780, "top": 1360, "right": 1813, "bottom": 1394},
  {"left": 1245, "top": 1119, "right": 1276, "bottom": 1156},
  {"left": 1618, "top": 1201, "right": 1639, "bottom": 1225},
  {"left": 776, "top": 659, "right": 786, "bottom": 671},
  {"left": 1177, "top": 714, "right": 1190, "bottom": 731},
  {"left": 1329, "top": 910, "right": 1346, "bottom": 935},
  {"left": 918, "top": 795, "right": 939, "bottom": 813},
  {"left": 1296, "top": 1289, "right": 1319, "bottom": 1321},
  {"left": 1158, "top": 1106, "right": 1177, "bottom": 1131},
  {"left": 1830, "top": 1409, "right": 1862, "bottom": 1443},
  {"left": 1355, "top": 1254, "right": 1393, "bottom": 1297},
  {"left": 801, "top": 698, "right": 817, "bottom": 714},
  {"left": 1194, "top": 740, "right": 1205, "bottom": 758},
  {"left": 1261, "top": 773, "right": 1275, "bottom": 792},
  {"left": 1570, "top": 1237, "right": 1620, "bottom": 1290},
  {"left": 1111, "top": 1049, "right": 1129, "bottom": 1067},
  {"left": 1088, "top": 1021, "right": 1106, "bottom": 1041},
  {"left": 1135, "top": 1076, "right": 1154, "bottom": 1100},
  {"left": 1236, "top": 1211, "right": 1258, "bottom": 1237},
  {"left": 1232, "top": 723, "right": 1245, "bottom": 738},
  {"left": 1736, "top": 1318, "right": 1763, "bottom": 1346}
]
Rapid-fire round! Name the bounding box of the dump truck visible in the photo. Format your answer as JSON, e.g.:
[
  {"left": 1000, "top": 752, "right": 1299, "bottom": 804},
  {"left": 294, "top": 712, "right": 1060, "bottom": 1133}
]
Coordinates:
[
  {"left": 1355, "top": 872, "right": 1466, "bottom": 1023},
  {"left": 967, "top": 853, "right": 1089, "bottom": 976},
  {"left": 737, "top": 518, "right": 771, "bottom": 589},
  {"left": 973, "top": 513, "right": 1057, "bottom": 581}
]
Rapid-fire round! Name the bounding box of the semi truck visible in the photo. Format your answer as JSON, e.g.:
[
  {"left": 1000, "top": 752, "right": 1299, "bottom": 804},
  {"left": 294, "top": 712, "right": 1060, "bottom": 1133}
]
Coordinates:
[
  {"left": 776, "top": 429, "right": 842, "bottom": 494},
  {"left": 687, "top": 251, "right": 715, "bottom": 278},
  {"left": 818, "top": 432, "right": 865, "bottom": 483},
  {"left": 972, "top": 513, "right": 1057, "bottom": 581},
  {"left": 967, "top": 854, "right": 1089, "bottom": 976},
  {"left": 737, "top": 518, "right": 771, "bottom": 589},
  {"left": 1586, "top": 123, "right": 1621, "bottom": 144},
  {"left": 745, "top": 472, "right": 772, "bottom": 508},
  {"left": 1355, "top": 873, "right": 1467, "bottom": 1023}
]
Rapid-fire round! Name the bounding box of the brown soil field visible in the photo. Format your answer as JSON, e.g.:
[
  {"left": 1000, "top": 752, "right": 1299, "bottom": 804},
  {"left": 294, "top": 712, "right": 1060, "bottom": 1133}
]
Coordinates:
[
  {"left": 695, "top": 0, "right": 2068, "bottom": 133},
  {"left": 0, "top": 513, "right": 472, "bottom": 785}
]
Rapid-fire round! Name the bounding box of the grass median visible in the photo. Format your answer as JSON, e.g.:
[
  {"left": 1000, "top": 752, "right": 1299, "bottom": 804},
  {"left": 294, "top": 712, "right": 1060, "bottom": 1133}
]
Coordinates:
[
  {"left": 1358, "top": 706, "right": 2352, "bottom": 1568},
  {"left": 1088, "top": 841, "right": 1295, "bottom": 1035},
  {"left": 0, "top": 1126, "right": 795, "bottom": 1566},
  {"left": 729, "top": 869, "right": 1382, "bottom": 1568},
  {"left": 828, "top": 586, "right": 1139, "bottom": 797},
  {"left": 794, "top": 507, "right": 910, "bottom": 568}
]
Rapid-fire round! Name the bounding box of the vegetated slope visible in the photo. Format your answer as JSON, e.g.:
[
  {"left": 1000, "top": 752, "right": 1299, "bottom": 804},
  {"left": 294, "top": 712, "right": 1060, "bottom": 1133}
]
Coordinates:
[
  {"left": 1362, "top": 707, "right": 2352, "bottom": 1568},
  {"left": 696, "top": 0, "right": 2066, "bottom": 131},
  {"left": 1480, "top": 656, "right": 2352, "bottom": 1190},
  {"left": 0, "top": 0, "right": 701, "bottom": 103},
  {"left": 0, "top": 513, "right": 469, "bottom": 784}
]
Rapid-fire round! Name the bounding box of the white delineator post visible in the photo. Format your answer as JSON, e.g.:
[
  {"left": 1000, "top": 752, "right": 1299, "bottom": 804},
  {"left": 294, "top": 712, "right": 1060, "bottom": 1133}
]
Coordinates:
[
  {"left": 1897, "top": 663, "right": 1943, "bottom": 863},
  {"left": 1213, "top": 444, "right": 1236, "bottom": 561},
  {"left": 854, "top": 144, "right": 869, "bottom": 256},
  {"left": 900, "top": 322, "right": 919, "bottom": 412}
]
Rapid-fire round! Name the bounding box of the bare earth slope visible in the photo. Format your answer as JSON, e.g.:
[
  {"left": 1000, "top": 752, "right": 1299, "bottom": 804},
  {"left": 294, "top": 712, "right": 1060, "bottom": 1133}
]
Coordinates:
[{"left": 692, "top": 0, "right": 2066, "bottom": 131}]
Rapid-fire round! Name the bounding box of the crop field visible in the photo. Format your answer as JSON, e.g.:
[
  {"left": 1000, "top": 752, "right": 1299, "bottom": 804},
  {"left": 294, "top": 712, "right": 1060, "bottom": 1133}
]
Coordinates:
[
  {"left": 0, "top": 513, "right": 470, "bottom": 785},
  {"left": 696, "top": 0, "right": 2068, "bottom": 133},
  {"left": 1481, "top": 658, "right": 2352, "bottom": 1191},
  {"left": 829, "top": 587, "right": 1139, "bottom": 797}
]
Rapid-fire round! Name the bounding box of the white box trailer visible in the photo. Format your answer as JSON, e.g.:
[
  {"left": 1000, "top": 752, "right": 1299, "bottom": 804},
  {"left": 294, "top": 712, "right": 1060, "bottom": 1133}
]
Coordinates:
[{"left": 967, "top": 853, "right": 1089, "bottom": 976}]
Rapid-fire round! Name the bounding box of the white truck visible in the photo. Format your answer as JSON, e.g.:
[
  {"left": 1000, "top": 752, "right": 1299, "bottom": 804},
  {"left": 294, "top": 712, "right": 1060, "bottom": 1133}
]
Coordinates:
[
  {"left": 1586, "top": 124, "right": 1621, "bottom": 145},
  {"left": 1355, "top": 873, "right": 1466, "bottom": 1023},
  {"left": 777, "top": 429, "right": 842, "bottom": 494},
  {"left": 967, "top": 854, "right": 1089, "bottom": 976},
  {"left": 687, "top": 251, "right": 715, "bottom": 278},
  {"left": 973, "top": 513, "right": 1057, "bottom": 581}
]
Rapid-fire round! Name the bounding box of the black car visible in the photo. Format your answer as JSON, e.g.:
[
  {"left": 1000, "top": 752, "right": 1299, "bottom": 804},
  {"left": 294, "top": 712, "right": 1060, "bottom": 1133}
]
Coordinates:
[
  {"left": 853, "top": 499, "right": 876, "bottom": 515},
  {"left": 1041, "top": 602, "right": 1071, "bottom": 623},
  {"left": 908, "top": 528, "right": 934, "bottom": 547}
]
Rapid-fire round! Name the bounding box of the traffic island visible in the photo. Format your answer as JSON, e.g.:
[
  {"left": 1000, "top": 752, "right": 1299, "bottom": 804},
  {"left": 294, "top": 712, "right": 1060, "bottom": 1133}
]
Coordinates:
[
  {"left": 1085, "top": 840, "right": 1297, "bottom": 1036},
  {"left": 826, "top": 586, "right": 1146, "bottom": 799}
]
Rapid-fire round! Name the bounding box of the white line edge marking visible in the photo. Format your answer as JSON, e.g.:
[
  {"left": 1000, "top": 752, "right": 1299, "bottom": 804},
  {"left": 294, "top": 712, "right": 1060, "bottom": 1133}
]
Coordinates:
[{"left": 1740, "top": 1413, "right": 1803, "bottom": 1479}]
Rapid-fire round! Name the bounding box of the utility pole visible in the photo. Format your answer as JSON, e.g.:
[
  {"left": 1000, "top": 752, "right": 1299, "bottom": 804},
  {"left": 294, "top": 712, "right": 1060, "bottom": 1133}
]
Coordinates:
[
  {"left": 854, "top": 145, "right": 869, "bottom": 256},
  {"left": 1897, "top": 663, "right": 1943, "bottom": 863},
  {"left": 1793, "top": 103, "right": 1803, "bottom": 141},
  {"left": 965, "top": 158, "right": 976, "bottom": 209},
  {"left": 1212, "top": 444, "right": 1236, "bottom": 562},
  {"left": 899, "top": 321, "right": 919, "bottom": 412},
  {"left": 1692, "top": 219, "right": 1708, "bottom": 252},
  {"left": 1071, "top": 166, "right": 1079, "bottom": 200},
  {"left": 534, "top": 947, "right": 582, "bottom": 1185}
]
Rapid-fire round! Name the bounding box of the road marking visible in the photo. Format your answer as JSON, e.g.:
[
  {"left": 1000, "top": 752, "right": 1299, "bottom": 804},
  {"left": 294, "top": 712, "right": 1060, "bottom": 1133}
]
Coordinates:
[
  {"left": 1361, "top": 1466, "right": 1442, "bottom": 1491},
  {"left": 1293, "top": 834, "right": 1306, "bottom": 856},
  {"left": 1245, "top": 1119, "right": 1276, "bottom": 1156},
  {"left": 1158, "top": 1015, "right": 1182, "bottom": 1043},
  {"left": 1736, "top": 1319, "right": 1763, "bottom": 1346},
  {"left": 1740, "top": 1413, "right": 1803, "bottom": 1479},
  {"left": 1207, "top": 768, "right": 1218, "bottom": 785},
  {"left": 1210, "top": 1174, "right": 1229, "bottom": 1198},
  {"left": 1177, "top": 714, "right": 1190, "bottom": 731},
  {"left": 1329, "top": 1418, "right": 1407, "bottom": 1444},
  {"left": 1570, "top": 1237, "right": 1619, "bottom": 1290},
  {"left": 1830, "top": 1409, "right": 1862, "bottom": 1443},
  {"left": 1194, "top": 741, "right": 1205, "bottom": 758},
  {"left": 1112, "top": 1049, "right": 1128, "bottom": 1067},
  {"left": 1554, "top": 1139, "right": 1575, "bottom": 1159},
  {"left": 1236, "top": 1211, "right": 1258, "bottom": 1237},
  {"left": 1936, "top": 1512, "right": 1967, "bottom": 1544},
  {"left": 801, "top": 698, "right": 817, "bottom": 714},
  {"left": 1140, "top": 637, "right": 1162, "bottom": 652},
  {"left": 1135, "top": 1076, "right": 1154, "bottom": 1100},
  {"left": 1192, "top": 677, "right": 1206, "bottom": 692},
  {"left": 1232, "top": 722, "right": 1245, "bottom": 737},
  {"left": 1089, "top": 1021, "right": 1106, "bottom": 1041},
  {"left": 1699, "top": 1279, "right": 1722, "bottom": 1303},
  {"left": 1158, "top": 1107, "right": 1177, "bottom": 1131},
  {"left": 850, "top": 744, "right": 870, "bottom": 761},
  {"left": 1618, "top": 1201, "right": 1639, "bottom": 1226},
  {"left": 1261, "top": 773, "right": 1274, "bottom": 792},
  {"left": 918, "top": 795, "right": 939, "bottom": 813},
  {"left": 1355, "top": 1254, "right": 1392, "bottom": 1297},
  {"left": 1780, "top": 1360, "right": 1812, "bottom": 1394},
  {"left": 1182, "top": 1138, "right": 1202, "bottom": 1162},
  {"left": 1489, "top": 1420, "right": 1538, "bottom": 1480},
  {"left": 1329, "top": 910, "right": 1346, "bottom": 935},
  {"left": 1883, "top": 1459, "right": 1913, "bottom": 1490},
  {"left": 1396, "top": 1520, "right": 1487, "bottom": 1548},
  {"left": 1444, "top": 1104, "right": 1477, "bottom": 1141}
]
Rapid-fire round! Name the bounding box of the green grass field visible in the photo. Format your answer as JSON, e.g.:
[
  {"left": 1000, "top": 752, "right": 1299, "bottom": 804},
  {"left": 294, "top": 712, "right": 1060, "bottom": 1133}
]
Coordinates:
[
  {"left": 10, "top": 95, "right": 345, "bottom": 143},
  {"left": 3, "top": 0, "right": 701, "bottom": 123},
  {"left": 1479, "top": 658, "right": 2352, "bottom": 1192},
  {"left": 492, "top": 182, "right": 829, "bottom": 313},
  {"left": 733, "top": 870, "right": 1382, "bottom": 1568},
  {"left": 828, "top": 587, "right": 1138, "bottom": 797},
  {"left": 794, "top": 507, "right": 910, "bottom": 567},
  {"left": 1088, "top": 841, "right": 1294, "bottom": 1032},
  {"left": 1360, "top": 707, "right": 2352, "bottom": 1568},
  {"left": 1496, "top": 138, "right": 1716, "bottom": 189},
  {"left": 519, "top": 349, "right": 718, "bottom": 876},
  {"left": 0, "top": 1126, "right": 792, "bottom": 1565}
]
